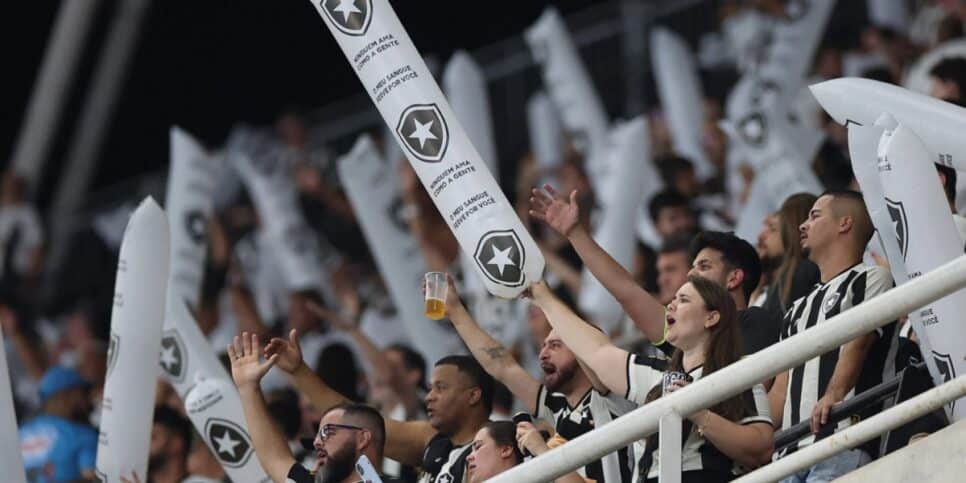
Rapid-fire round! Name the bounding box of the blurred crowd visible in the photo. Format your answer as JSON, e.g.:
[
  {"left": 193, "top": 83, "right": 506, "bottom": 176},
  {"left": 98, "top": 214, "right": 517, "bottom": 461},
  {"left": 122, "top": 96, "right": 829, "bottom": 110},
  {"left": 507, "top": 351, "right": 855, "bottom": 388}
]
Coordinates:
[{"left": 5, "top": 1, "right": 966, "bottom": 482}]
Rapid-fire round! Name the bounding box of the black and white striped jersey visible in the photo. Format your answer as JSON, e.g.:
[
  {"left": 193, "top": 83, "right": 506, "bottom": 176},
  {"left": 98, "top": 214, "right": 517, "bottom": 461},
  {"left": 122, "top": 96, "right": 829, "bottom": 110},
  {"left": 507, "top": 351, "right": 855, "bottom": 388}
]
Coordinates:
[
  {"left": 534, "top": 386, "right": 637, "bottom": 483},
  {"left": 779, "top": 263, "right": 899, "bottom": 455},
  {"left": 624, "top": 356, "right": 772, "bottom": 480}
]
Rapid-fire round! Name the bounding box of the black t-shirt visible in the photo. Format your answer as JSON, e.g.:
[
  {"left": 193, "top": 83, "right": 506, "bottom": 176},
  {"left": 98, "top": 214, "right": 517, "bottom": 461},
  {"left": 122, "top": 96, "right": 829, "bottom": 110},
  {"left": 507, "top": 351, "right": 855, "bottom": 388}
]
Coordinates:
[{"left": 739, "top": 306, "right": 780, "bottom": 355}]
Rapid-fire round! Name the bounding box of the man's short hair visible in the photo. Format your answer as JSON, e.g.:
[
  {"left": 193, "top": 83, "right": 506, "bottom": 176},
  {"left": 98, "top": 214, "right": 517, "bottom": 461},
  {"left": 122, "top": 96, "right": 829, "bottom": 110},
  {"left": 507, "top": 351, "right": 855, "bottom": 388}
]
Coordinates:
[
  {"left": 324, "top": 403, "right": 386, "bottom": 453},
  {"left": 648, "top": 190, "right": 691, "bottom": 224},
  {"left": 435, "top": 355, "right": 495, "bottom": 413},
  {"left": 656, "top": 155, "right": 695, "bottom": 186},
  {"left": 936, "top": 164, "right": 957, "bottom": 205},
  {"left": 689, "top": 231, "right": 762, "bottom": 300},
  {"left": 821, "top": 190, "right": 875, "bottom": 247},
  {"left": 154, "top": 405, "right": 192, "bottom": 454},
  {"left": 387, "top": 343, "right": 427, "bottom": 390}
]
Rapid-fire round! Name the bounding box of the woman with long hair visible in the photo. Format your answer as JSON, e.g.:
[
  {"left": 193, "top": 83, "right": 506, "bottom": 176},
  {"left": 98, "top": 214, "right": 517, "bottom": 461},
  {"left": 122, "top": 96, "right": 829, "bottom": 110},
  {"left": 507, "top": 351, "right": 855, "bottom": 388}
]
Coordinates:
[
  {"left": 466, "top": 420, "right": 585, "bottom": 483},
  {"left": 529, "top": 276, "right": 774, "bottom": 482},
  {"left": 763, "top": 193, "right": 820, "bottom": 317}
]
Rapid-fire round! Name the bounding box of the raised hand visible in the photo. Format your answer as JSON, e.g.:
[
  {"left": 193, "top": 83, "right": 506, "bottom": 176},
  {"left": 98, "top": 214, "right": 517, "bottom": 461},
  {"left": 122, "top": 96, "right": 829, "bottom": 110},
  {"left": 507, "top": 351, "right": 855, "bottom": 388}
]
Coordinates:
[
  {"left": 263, "top": 329, "right": 304, "bottom": 374},
  {"left": 305, "top": 301, "right": 357, "bottom": 332},
  {"left": 228, "top": 332, "right": 278, "bottom": 389},
  {"left": 516, "top": 421, "right": 550, "bottom": 457},
  {"left": 529, "top": 184, "right": 581, "bottom": 238}
]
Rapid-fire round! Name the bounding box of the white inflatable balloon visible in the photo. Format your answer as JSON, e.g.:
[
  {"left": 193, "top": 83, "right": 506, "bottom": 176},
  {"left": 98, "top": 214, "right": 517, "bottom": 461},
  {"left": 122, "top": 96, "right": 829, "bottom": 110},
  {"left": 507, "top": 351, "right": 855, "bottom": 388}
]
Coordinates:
[
  {"left": 876, "top": 119, "right": 966, "bottom": 420},
  {"left": 308, "top": 0, "right": 544, "bottom": 298},
  {"left": 811, "top": 77, "right": 966, "bottom": 171},
  {"left": 443, "top": 50, "right": 498, "bottom": 175},
  {"left": 443, "top": 50, "right": 499, "bottom": 300},
  {"left": 96, "top": 198, "right": 169, "bottom": 482},
  {"left": 524, "top": 7, "right": 610, "bottom": 191},
  {"left": 0, "top": 326, "right": 26, "bottom": 483},
  {"left": 184, "top": 377, "right": 272, "bottom": 483},
  {"left": 227, "top": 126, "right": 327, "bottom": 292},
  {"left": 165, "top": 127, "right": 216, "bottom": 316},
  {"left": 336, "top": 135, "right": 463, "bottom": 368},
  {"left": 162, "top": 128, "right": 231, "bottom": 396},
  {"left": 650, "top": 27, "right": 715, "bottom": 181},
  {"left": 578, "top": 117, "right": 649, "bottom": 332},
  {"left": 846, "top": 121, "right": 940, "bottom": 388},
  {"left": 526, "top": 91, "right": 565, "bottom": 172}
]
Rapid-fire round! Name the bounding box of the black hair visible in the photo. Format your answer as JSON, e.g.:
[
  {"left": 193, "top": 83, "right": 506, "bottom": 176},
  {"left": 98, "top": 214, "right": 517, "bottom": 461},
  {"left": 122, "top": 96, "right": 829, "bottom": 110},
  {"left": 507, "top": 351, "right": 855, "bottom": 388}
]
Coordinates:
[
  {"left": 434, "top": 355, "right": 495, "bottom": 413},
  {"left": 689, "top": 231, "right": 762, "bottom": 301},
  {"left": 386, "top": 343, "right": 428, "bottom": 390},
  {"left": 266, "top": 388, "right": 303, "bottom": 440},
  {"left": 153, "top": 405, "right": 192, "bottom": 455},
  {"left": 483, "top": 421, "right": 525, "bottom": 465},
  {"left": 648, "top": 190, "right": 692, "bottom": 224},
  {"left": 936, "top": 164, "right": 957, "bottom": 206},
  {"left": 316, "top": 343, "right": 362, "bottom": 401},
  {"left": 820, "top": 190, "right": 875, "bottom": 247},
  {"left": 656, "top": 155, "right": 695, "bottom": 187},
  {"left": 324, "top": 403, "right": 387, "bottom": 453},
  {"left": 929, "top": 57, "right": 966, "bottom": 101}
]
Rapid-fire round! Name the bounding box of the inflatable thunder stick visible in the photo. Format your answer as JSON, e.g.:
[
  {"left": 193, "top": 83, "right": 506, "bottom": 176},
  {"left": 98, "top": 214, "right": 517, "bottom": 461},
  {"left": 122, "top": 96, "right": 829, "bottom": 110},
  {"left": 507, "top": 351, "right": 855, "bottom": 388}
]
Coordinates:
[
  {"left": 650, "top": 27, "right": 714, "bottom": 181},
  {"left": 526, "top": 91, "right": 565, "bottom": 172},
  {"left": 811, "top": 78, "right": 966, "bottom": 172},
  {"left": 308, "top": 0, "right": 544, "bottom": 298},
  {"left": 846, "top": 122, "right": 940, "bottom": 389},
  {"left": 337, "top": 135, "right": 463, "bottom": 367},
  {"left": 185, "top": 377, "right": 272, "bottom": 483},
  {"left": 525, "top": 7, "right": 611, "bottom": 194},
  {"left": 0, "top": 325, "right": 26, "bottom": 483},
  {"left": 876, "top": 118, "right": 966, "bottom": 420},
  {"left": 578, "top": 118, "right": 649, "bottom": 332},
  {"left": 96, "top": 198, "right": 169, "bottom": 482},
  {"left": 161, "top": 128, "right": 232, "bottom": 396},
  {"left": 163, "top": 129, "right": 270, "bottom": 480},
  {"left": 443, "top": 50, "right": 499, "bottom": 298}
]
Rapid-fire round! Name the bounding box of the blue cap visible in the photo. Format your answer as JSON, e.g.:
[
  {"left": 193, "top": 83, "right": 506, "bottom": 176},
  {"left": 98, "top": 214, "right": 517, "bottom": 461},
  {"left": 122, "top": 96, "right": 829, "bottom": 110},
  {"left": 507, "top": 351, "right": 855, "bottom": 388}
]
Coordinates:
[{"left": 38, "top": 366, "right": 90, "bottom": 404}]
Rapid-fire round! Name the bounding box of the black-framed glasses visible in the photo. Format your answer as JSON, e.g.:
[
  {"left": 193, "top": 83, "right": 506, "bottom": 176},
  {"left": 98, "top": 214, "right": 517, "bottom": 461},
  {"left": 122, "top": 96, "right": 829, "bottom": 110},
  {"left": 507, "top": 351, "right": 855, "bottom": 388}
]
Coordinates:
[{"left": 317, "top": 423, "right": 365, "bottom": 441}]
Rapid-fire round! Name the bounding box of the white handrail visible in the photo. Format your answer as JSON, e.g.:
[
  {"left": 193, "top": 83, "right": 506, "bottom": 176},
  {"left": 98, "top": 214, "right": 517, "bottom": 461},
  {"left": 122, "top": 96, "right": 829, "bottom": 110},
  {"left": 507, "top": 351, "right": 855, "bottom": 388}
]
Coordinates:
[
  {"left": 490, "top": 254, "right": 966, "bottom": 482},
  {"left": 736, "top": 374, "right": 966, "bottom": 483}
]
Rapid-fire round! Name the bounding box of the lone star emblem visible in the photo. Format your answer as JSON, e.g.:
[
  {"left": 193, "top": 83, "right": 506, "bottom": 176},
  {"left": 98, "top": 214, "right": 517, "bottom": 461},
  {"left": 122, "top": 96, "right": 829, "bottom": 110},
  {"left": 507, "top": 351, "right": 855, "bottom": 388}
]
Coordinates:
[
  {"left": 320, "top": 0, "right": 372, "bottom": 36},
  {"left": 932, "top": 351, "right": 957, "bottom": 411},
  {"left": 885, "top": 197, "right": 909, "bottom": 260},
  {"left": 738, "top": 112, "right": 767, "bottom": 146},
  {"left": 205, "top": 418, "right": 254, "bottom": 468},
  {"left": 396, "top": 104, "right": 449, "bottom": 163},
  {"left": 473, "top": 230, "right": 526, "bottom": 287},
  {"left": 159, "top": 331, "right": 187, "bottom": 382}
]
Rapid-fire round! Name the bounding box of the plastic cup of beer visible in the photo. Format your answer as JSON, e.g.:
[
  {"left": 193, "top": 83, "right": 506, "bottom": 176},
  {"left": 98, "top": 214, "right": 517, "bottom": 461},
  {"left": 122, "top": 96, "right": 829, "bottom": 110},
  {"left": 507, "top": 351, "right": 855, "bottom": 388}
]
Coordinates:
[{"left": 424, "top": 272, "right": 448, "bottom": 320}]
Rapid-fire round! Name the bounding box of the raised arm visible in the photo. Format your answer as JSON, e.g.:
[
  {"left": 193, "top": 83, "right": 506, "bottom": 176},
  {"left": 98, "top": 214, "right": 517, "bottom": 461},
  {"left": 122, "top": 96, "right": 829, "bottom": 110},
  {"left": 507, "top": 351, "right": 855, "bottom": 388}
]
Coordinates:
[
  {"left": 530, "top": 185, "right": 667, "bottom": 343},
  {"left": 264, "top": 329, "right": 436, "bottom": 467},
  {"left": 440, "top": 276, "right": 542, "bottom": 413},
  {"left": 229, "top": 332, "right": 293, "bottom": 483},
  {"left": 529, "top": 282, "right": 631, "bottom": 396}
]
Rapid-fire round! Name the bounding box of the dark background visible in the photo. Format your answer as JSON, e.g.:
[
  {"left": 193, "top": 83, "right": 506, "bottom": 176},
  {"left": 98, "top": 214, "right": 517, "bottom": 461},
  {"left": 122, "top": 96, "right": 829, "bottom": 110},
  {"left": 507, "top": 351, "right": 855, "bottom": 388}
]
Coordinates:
[{"left": 2, "top": 1, "right": 866, "bottom": 211}]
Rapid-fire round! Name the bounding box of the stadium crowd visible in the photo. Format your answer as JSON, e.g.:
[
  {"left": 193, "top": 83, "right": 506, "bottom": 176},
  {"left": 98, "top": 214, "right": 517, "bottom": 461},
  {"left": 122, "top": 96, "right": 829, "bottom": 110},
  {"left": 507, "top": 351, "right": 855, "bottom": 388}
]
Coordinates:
[{"left": 5, "top": 0, "right": 966, "bottom": 482}]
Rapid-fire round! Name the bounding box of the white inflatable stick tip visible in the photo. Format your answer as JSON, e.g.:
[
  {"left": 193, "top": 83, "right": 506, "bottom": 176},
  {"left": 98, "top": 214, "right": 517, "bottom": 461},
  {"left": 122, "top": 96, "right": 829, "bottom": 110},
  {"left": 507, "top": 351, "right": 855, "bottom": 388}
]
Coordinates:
[{"left": 873, "top": 112, "right": 899, "bottom": 131}]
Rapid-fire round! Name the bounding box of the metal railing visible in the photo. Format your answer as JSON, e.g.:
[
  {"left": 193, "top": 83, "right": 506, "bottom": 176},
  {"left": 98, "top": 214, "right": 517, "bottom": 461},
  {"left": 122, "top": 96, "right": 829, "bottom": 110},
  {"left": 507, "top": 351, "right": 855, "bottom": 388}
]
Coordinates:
[{"left": 490, "top": 254, "right": 966, "bottom": 482}]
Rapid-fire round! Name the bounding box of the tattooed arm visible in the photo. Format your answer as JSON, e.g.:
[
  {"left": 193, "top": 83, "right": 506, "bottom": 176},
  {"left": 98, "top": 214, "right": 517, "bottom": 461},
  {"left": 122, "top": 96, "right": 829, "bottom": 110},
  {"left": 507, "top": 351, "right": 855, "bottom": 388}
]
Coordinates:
[{"left": 442, "top": 276, "right": 543, "bottom": 413}]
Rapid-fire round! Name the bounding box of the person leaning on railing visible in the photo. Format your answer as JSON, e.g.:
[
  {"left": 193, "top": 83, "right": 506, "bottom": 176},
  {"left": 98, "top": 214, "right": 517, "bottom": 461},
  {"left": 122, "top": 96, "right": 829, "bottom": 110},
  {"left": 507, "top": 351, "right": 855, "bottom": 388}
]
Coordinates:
[{"left": 528, "top": 277, "right": 774, "bottom": 483}]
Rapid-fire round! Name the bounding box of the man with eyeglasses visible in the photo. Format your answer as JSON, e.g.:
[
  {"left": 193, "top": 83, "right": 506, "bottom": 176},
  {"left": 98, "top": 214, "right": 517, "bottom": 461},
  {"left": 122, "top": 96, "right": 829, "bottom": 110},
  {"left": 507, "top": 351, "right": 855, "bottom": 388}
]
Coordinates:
[{"left": 228, "top": 332, "right": 396, "bottom": 483}]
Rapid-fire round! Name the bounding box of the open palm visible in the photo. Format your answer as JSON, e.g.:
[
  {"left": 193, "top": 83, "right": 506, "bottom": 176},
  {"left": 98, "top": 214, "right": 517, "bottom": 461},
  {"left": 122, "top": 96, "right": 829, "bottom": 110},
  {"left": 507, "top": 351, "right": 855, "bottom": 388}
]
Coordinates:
[
  {"left": 263, "top": 329, "right": 304, "bottom": 374},
  {"left": 228, "top": 332, "right": 278, "bottom": 388},
  {"left": 529, "top": 184, "right": 580, "bottom": 238}
]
